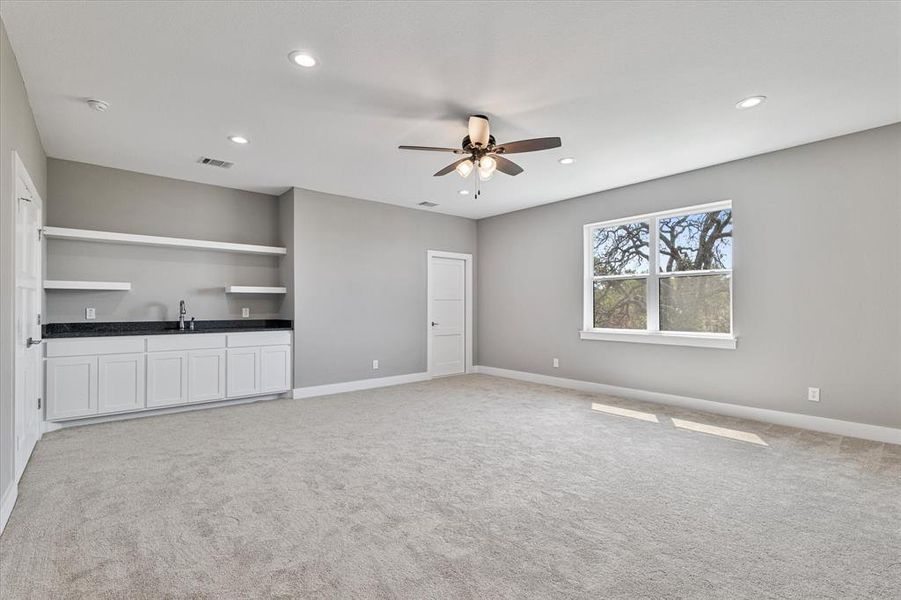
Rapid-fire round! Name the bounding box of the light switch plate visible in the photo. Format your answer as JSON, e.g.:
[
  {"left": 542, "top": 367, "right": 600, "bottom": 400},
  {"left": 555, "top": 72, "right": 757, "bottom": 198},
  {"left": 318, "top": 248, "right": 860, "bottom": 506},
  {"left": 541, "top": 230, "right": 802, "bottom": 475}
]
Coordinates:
[
  {"left": 85, "top": 307, "right": 96, "bottom": 320},
  {"left": 372, "top": 359, "right": 379, "bottom": 370},
  {"left": 808, "top": 387, "right": 820, "bottom": 402}
]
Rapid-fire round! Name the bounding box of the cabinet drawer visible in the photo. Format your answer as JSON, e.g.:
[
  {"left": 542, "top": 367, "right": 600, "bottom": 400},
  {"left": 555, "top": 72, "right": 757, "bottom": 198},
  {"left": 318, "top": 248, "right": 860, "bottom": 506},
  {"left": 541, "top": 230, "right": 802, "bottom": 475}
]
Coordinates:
[
  {"left": 227, "top": 331, "right": 291, "bottom": 347},
  {"left": 45, "top": 336, "right": 145, "bottom": 357},
  {"left": 146, "top": 334, "right": 226, "bottom": 352}
]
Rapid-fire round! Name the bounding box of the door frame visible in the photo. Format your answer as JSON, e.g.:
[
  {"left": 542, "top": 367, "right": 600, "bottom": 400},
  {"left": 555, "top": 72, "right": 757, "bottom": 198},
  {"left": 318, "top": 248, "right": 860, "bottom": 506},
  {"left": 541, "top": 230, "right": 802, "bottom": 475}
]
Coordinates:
[
  {"left": 12, "top": 150, "right": 44, "bottom": 482},
  {"left": 426, "top": 250, "right": 473, "bottom": 378}
]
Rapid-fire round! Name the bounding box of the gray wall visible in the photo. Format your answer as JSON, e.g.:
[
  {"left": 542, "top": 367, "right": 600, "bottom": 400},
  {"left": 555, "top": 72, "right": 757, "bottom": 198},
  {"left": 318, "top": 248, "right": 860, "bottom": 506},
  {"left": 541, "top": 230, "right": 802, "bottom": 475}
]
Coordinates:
[
  {"left": 478, "top": 124, "right": 901, "bottom": 428},
  {"left": 0, "top": 18, "right": 47, "bottom": 513},
  {"left": 290, "top": 188, "right": 477, "bottom": 387},
  {"left": 46, "top": 159, "right": 284, "bottom": 322},
  {"left": 277, "top": 189, "right": 295, "bottom": 320}
]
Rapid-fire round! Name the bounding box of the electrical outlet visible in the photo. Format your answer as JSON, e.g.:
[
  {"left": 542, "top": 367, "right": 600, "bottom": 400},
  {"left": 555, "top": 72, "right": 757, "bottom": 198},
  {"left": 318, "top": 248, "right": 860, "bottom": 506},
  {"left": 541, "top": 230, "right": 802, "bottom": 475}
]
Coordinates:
[
  {"left": 553, "top": 358, "right": 559, "bottom": 368},
  {"left": 241, "top": 307, "right": 250, "bottom": 318},
  {"left": 372, "top": 359, "right": 379, "bottom": 370},
  {"left": 808, "top": 387, "right": 820, "bottom": 402},
  {"left": 85, "top": 307, "right": 96, "bottom": 320}
]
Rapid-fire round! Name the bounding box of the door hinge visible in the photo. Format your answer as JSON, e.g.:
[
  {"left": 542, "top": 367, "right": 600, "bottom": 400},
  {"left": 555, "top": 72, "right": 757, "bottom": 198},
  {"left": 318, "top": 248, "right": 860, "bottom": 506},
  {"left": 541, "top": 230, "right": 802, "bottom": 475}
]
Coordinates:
[
  {"left": 37, "top": 227, "right": 43, "bottom": 241},
  {"left": 37, "top": 313, "right": 42, "bottom": 326},
  {"left": 37, "top": 397, "right": 42, "bottom": 409}
]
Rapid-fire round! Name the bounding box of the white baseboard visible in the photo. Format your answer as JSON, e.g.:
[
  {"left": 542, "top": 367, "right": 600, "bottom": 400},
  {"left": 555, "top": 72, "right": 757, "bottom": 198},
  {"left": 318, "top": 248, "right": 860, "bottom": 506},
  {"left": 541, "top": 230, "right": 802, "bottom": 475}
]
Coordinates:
[
  {"left": 474, "top": 366, "right": 901, "bottom": 445},
  {"left": 294, "top": 372, "right": 430, "bottom": 399},
  {"left": 0, "top": 483, "right": 17, "bottom": 536},
  {"left": 43, "top": 392, "right": 290, "bottom": 432}
]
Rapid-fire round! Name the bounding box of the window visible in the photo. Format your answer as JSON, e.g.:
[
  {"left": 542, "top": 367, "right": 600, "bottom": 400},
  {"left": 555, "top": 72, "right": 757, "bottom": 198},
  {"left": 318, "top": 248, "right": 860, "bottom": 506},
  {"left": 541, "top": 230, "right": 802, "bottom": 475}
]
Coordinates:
[{"left": 582, "top": 201, "right": 734, "bottom": 349}]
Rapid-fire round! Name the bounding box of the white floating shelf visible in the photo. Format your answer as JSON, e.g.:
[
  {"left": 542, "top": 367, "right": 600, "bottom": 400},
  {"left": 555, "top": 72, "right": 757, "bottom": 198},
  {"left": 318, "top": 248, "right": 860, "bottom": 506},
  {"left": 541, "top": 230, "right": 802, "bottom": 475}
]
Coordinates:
[
  {"left": 43, "top": 226, "right": 287, "bottom": 256},
  {"left": 226, "top": 286, "right": 287, "bottom": 294},
  {"left": 44, "top": 280, "right": 132, "bottom": 291}
]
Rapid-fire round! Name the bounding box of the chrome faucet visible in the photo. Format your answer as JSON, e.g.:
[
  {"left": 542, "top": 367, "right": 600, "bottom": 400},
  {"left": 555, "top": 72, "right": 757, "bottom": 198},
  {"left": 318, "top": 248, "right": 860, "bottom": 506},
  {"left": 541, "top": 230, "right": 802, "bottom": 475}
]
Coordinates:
[{"left": 178, "top": 299, "right": 187, "bottom": 330}]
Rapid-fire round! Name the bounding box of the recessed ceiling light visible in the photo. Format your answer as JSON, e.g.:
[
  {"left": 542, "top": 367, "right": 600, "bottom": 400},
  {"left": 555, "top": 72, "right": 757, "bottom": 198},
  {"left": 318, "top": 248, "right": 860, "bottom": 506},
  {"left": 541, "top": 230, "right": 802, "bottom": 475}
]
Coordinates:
[
  {"left": 289, "top": 51, "right": 317, "bottom": 68},
  {"left": 559, "top": 157, "right": 575, "bottom": 165},
  {"left": 736, "top": 95, "right": 766, "bottom": 110},
  {"left": 228, "top": 135, "right": 249, "bottom": 145},
  {"left": 86, "top": 99, "right": 110, "bottom": 112},
  {"left": 458, "top": 189, "right": 470, "bottom": 195}
]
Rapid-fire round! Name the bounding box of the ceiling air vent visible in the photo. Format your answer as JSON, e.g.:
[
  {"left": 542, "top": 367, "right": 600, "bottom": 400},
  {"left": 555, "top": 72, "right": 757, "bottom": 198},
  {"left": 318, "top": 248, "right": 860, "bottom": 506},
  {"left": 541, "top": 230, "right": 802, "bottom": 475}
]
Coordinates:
[
  {"left": 418, "top": 201, "right": 439, "bottom": 208},
  {"left": 197, "top": 156, "right": 234, "bottom": 169}
]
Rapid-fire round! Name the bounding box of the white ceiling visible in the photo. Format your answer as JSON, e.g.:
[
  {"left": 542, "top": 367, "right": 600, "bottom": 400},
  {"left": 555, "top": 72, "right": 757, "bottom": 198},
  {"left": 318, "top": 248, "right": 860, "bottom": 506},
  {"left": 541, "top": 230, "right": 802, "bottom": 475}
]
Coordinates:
[{"left": 2, "top": 1, "right": 899, "bottom": 219}]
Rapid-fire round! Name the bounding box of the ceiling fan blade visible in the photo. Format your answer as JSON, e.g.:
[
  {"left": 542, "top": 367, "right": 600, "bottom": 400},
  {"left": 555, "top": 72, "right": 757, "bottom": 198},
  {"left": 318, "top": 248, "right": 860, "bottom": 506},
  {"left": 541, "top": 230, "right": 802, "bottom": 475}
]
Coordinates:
[
  {"left": 468, "top": 115, "right": 490, "bottom": 147},
  {"left": 399, "top": 145, "right": 465, "bottom": 154},
  {"left": 434, "top": 158, "right": 471, "bottom": 177},
  {"left": 495, "top": 137, "right": 562, "bottom": 154},
  {"left": 493, "top": 155, "right": 524, "bottom": 176}
]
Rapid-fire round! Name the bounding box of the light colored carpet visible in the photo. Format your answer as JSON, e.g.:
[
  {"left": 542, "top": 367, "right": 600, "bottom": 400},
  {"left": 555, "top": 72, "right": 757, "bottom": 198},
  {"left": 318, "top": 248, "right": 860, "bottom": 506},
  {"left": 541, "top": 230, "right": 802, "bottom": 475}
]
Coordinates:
[{"left": 1, "top": 374, "right": 899, "bottom": 599}]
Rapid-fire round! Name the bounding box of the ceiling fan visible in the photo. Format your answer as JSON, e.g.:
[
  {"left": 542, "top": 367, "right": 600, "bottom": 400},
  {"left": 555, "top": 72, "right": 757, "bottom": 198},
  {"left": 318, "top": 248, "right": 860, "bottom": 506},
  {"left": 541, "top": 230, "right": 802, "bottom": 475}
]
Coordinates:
[{"left": 399, "top": 115, "right": 561, "bottom": 188}]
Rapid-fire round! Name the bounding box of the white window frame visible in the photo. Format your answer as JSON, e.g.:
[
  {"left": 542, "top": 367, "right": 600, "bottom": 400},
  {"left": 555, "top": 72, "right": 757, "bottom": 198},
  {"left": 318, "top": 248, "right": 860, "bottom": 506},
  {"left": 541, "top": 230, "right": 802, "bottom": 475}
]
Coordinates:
[{"left": 581, "top": 200, "right": 736, "bottom": 349}]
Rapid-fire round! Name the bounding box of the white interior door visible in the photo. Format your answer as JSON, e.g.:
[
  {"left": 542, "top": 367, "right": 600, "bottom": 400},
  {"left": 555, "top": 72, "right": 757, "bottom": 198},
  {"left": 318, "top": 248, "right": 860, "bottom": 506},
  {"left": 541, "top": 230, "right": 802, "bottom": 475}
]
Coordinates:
[
  {"left": 14, "top": 157, "right": 43, "bottom": 480},
  {"left": 429, "top": 255, "right": 467, "bottom": 377}
]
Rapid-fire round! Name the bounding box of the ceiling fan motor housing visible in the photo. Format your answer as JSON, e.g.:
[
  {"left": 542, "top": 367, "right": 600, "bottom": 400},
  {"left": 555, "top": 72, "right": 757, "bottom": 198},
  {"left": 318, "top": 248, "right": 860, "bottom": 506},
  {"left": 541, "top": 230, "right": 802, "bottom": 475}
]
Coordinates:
[{"left": 462, "top": 135, "right": 496, "bottom": 152}]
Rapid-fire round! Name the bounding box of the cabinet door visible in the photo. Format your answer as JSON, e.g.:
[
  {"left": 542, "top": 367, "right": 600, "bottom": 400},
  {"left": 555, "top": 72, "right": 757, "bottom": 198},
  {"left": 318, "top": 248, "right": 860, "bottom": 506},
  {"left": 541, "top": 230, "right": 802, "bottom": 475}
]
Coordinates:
[
  {"left": 146, "top": 351, "right": 188, "bottom": 407},
  {"left": 98, "top": 353, "right": 146, "bottom": 414},
  {"left": 227, "top": 347, "right": 260, "bottom": 398},
  {"left": 261, "top": 345, "right": 292, "bottom": 393},
  {"left": 188, "top": 348, "right": 226, "bottom": 403},
  {"left": 46, "top": 356, "right": 98, "bottom": 420}
]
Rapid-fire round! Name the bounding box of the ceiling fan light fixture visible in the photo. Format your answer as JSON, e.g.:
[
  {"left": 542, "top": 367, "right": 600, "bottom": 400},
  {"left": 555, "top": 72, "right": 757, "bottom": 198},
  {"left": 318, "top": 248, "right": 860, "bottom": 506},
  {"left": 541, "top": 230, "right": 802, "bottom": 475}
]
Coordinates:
[
  {"left": 478, "top": 155, "right": 497, "bottom": 177},
  {"left": 455, "top": 159, "right": 474, "bottom": 178},
  {"left": 468, "top": 115, "right": 490, "bottom": 147}
]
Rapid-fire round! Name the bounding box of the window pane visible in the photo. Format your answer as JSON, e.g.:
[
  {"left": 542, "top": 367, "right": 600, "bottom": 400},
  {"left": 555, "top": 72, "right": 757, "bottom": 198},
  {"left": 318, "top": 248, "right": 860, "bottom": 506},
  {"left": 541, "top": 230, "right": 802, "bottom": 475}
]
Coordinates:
[
  {"left": 658, "top": 209, "right": 732, "bottom": 272},
  {"left": 594, "top": 279, "right": 647, "bottom": 329},
  {"left": 659, "top": 274, "right": 731, "bottom": 333},
  {"left": 593, "top": 222, "right": 649, "bottom": 276}
]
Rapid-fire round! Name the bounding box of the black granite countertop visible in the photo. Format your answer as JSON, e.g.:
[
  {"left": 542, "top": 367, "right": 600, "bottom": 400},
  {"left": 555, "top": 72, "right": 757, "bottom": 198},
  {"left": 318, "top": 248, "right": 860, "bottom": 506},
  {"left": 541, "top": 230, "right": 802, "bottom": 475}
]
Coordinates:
[{"left": 43, "top": 319, "right": 293, "bottom": 339}]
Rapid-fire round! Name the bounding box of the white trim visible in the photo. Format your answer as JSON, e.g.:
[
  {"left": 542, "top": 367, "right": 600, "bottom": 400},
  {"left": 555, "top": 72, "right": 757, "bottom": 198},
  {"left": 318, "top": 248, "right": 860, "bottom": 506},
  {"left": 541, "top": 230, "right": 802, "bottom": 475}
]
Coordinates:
[
  {"left": 656, "top": 269, "right": 732, "bottom": 278},
  {"left": 42, "top": 392, "right": 290, "bottom": 431},
  {"left": 44, "top": 280, "right": 131, "bottom": 291},
  {"left": 474, "top": 366, "right": 901, "bottom": 445},
  {"left": 647, "top": 216, "right": 660, "bottom": 331},
  {"left": 590, "top": 272, "right": 650, "bottom": 281},
  {"left": 427, "top": 250, "right": 474, "bottom": 377},
  {"left": 0, "top": 484, "right": 17, "bottom": 535},
  {"left": 583, "top": 199, "right": 733, "bottom": 230},
  {"left": 580, "top": 329, "right": 737, "bottom": 349},
  {"left": 293, "top": 372, "right": 430, "bottom": 399},
  {"left": 42, "top": 226, "right": 287, "bottom": 256},
  {"left": 225, "top": 286, "right": 287, "bottom": 294}
]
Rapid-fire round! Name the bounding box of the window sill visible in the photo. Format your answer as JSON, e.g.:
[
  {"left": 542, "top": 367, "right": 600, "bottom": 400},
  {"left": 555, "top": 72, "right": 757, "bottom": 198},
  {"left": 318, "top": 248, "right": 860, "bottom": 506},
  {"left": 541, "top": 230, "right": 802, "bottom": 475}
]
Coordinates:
[{"left": 579, "top": 329, "right": 737, "bottom": 349}]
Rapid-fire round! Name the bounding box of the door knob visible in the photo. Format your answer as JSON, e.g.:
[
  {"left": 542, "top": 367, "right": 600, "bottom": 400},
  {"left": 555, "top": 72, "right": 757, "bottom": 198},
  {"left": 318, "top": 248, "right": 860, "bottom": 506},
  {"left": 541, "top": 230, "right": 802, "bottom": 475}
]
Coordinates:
[
  {"left": 431, "top": 321, "right": 439, "bottom": 326},
  {"left": 26, "top": 337, "right": 42, "bottom": 347}
]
